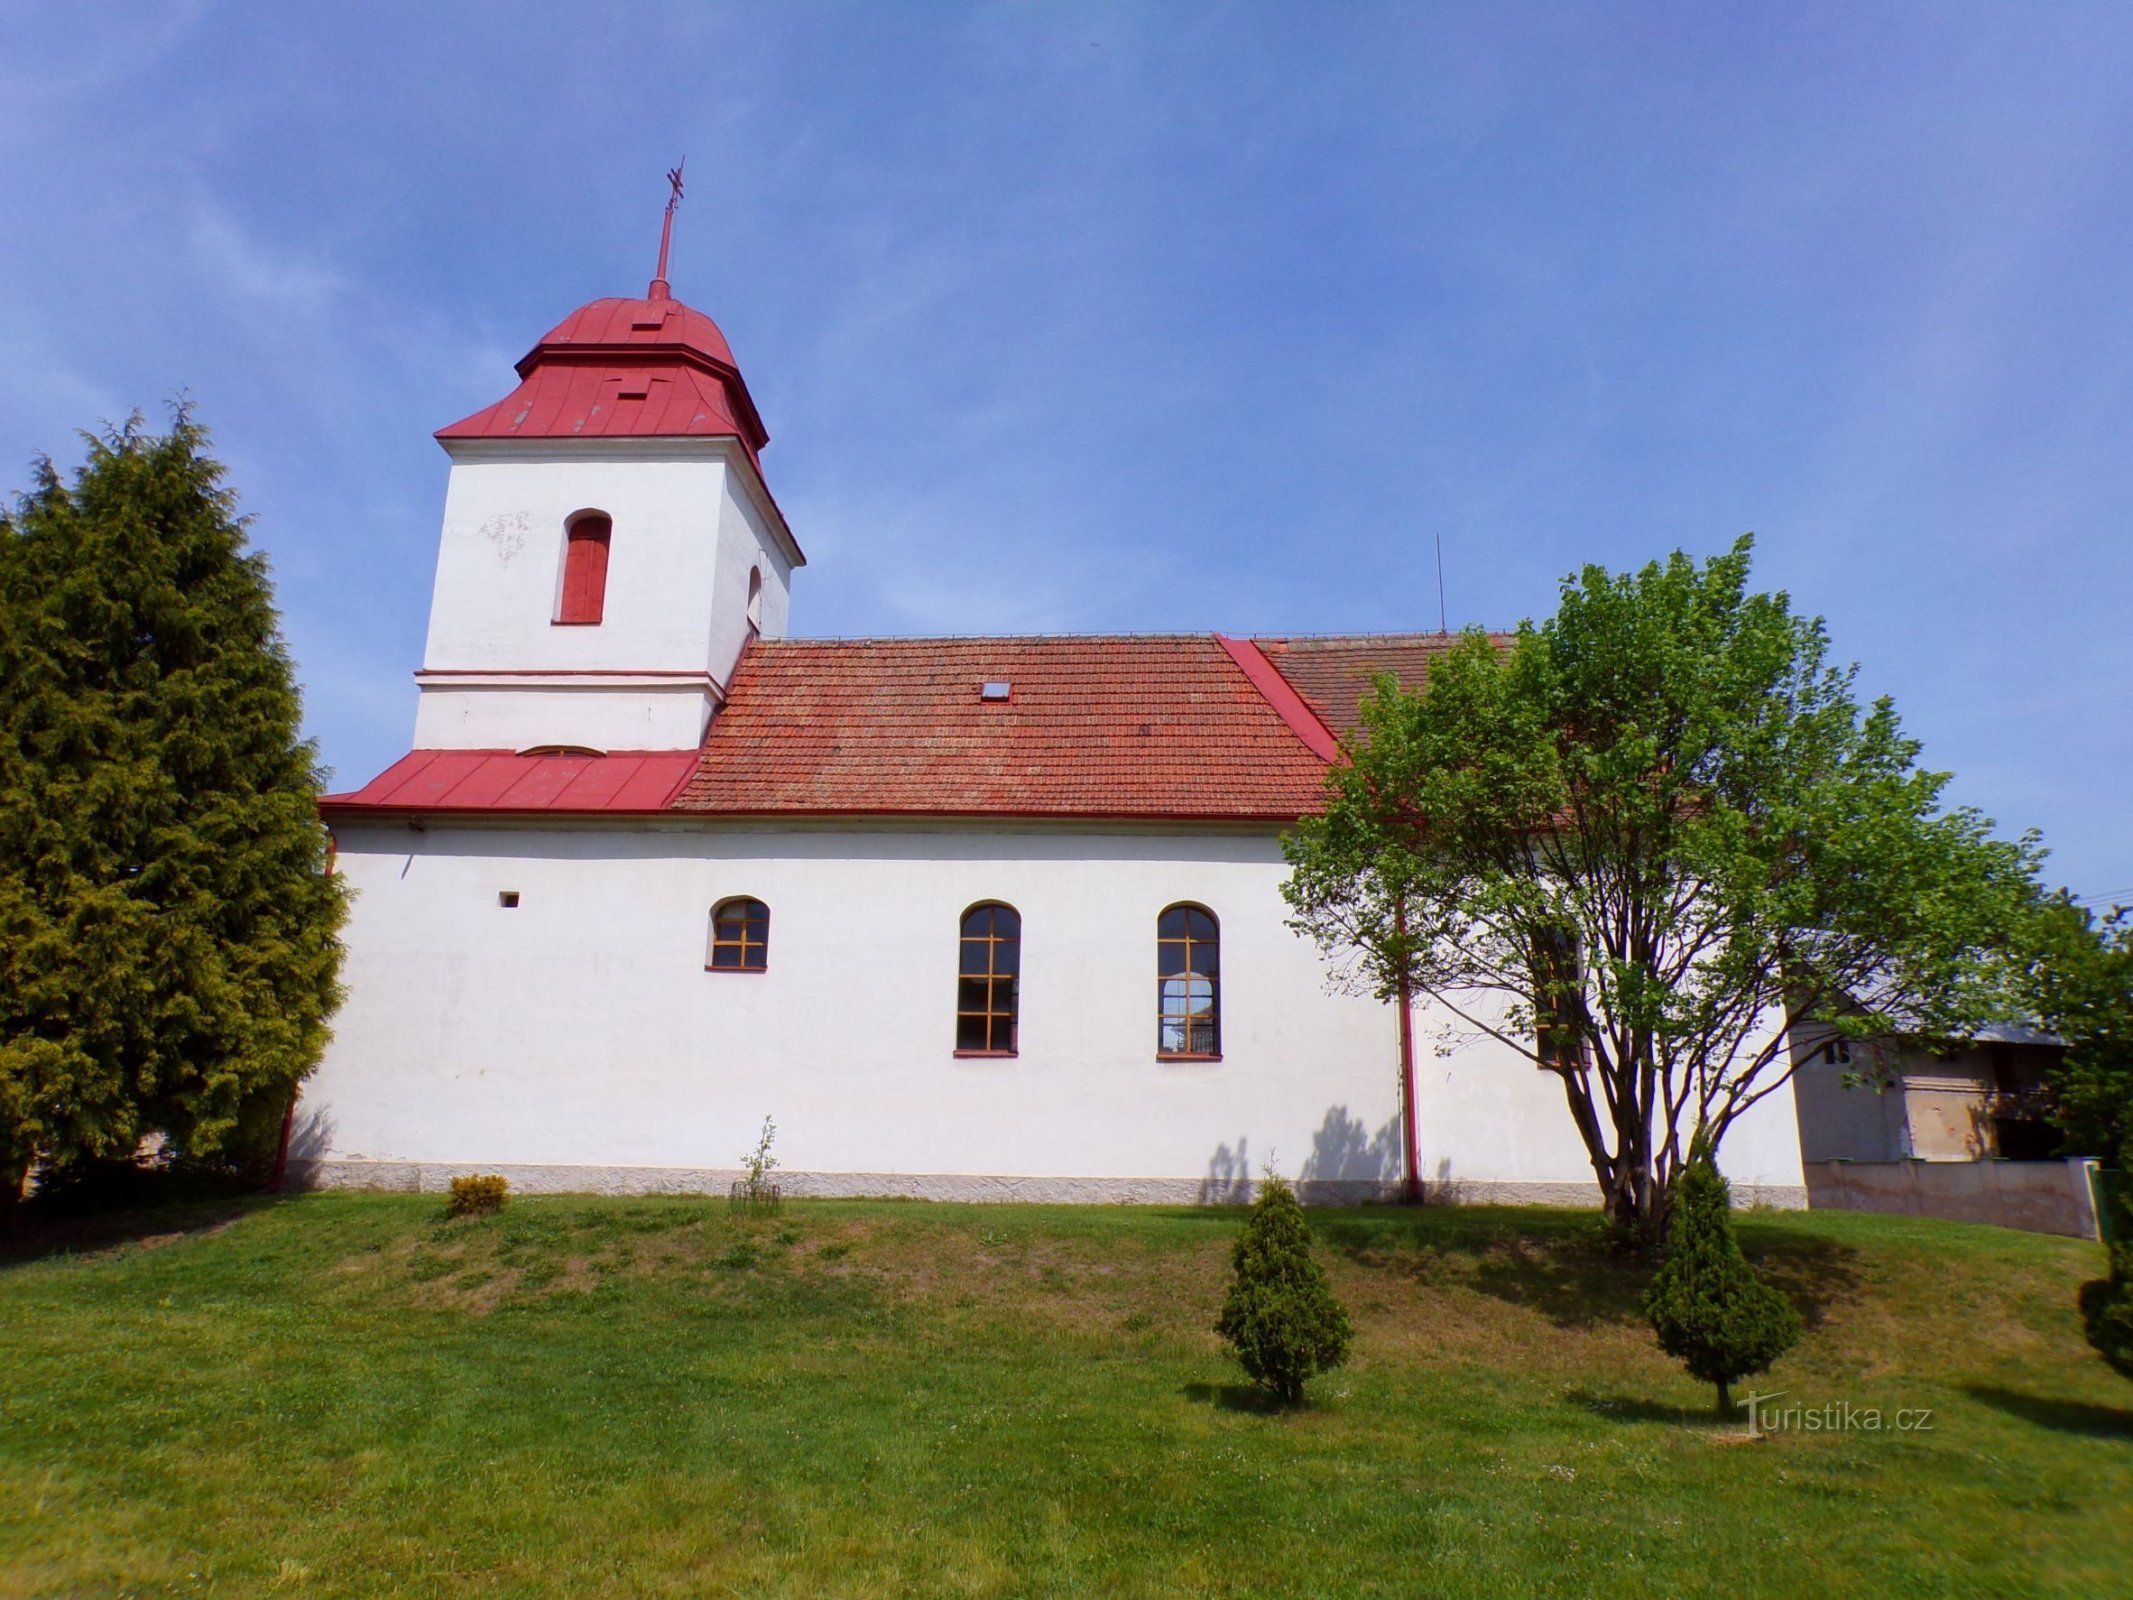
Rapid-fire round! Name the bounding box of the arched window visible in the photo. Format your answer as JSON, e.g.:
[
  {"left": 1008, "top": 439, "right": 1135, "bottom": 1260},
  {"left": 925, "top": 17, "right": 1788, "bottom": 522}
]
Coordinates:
[
  {"left": 556, "top": 512, "right": 612, "bottom": 625},
  {"left": 707, "top": 897, "right": 770, "bottom": 971},
  {"left": 956, "top": 902, "right": 1020, "bottom": 1054},
  {"left": 1157, "top": 904, "right": 1219, "bottom": 1058},
  {"left": 746, "top": 566, "right": 764, "bottom": 631}
]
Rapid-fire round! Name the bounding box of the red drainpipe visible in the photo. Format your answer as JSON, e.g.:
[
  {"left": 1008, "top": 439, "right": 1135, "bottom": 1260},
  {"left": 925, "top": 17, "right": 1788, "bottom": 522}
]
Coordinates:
[{"left": 1395, "top": 899, "right": 1422, "bottom": 1204}]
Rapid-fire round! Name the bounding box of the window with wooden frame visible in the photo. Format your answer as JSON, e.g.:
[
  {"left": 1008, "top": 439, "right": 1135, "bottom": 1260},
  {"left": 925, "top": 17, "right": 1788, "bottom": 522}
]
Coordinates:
[
  {"left": 1157, "top": 904, "right": 1220, "bottom": 1059},
  {"left": 707, "top": 897, "right": 770, "bottom": 972},
  {"left": 556, "top": 512, "right": 613, "bottom": 625},
  {"left": 1529, "top": 923, "right": 1587, "bottom": 1071},
  {"left": 956, "top": 902, "right": 1020, "bottom": 1054}
]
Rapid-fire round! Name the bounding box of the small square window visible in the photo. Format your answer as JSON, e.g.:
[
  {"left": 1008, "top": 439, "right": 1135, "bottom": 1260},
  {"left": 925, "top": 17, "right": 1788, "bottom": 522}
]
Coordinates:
[{"left": 498, "top": 891, "right": 520, "bottom": 908}]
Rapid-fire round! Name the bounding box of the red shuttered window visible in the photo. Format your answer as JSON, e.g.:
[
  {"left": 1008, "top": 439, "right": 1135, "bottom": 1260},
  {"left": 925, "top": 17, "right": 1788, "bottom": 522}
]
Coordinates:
[{"left": 556, "top": 514, "right": 612, "bottom": 624}]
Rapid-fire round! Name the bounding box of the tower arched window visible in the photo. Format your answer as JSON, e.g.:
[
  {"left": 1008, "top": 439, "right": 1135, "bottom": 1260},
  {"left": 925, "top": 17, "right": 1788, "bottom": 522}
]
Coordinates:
[
  {"left": 956, "top": 902, "right": 1020, "bottom": 1055},
  {"left": 1157, "top": 904, "right": 1220, "bottom": 1059},
  {"left": 746, "top": 566, "right": 764, "bottom": 631},
  {"left": 707, "top": 897, "right": 770, "bottom": 971},
  {"left": 556, "top": 512, "right": 612, "bottom": 625}
]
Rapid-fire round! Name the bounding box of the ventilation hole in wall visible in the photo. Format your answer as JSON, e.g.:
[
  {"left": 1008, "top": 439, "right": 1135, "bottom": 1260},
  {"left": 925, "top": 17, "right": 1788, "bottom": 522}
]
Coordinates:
[{"left": 499, "top": 891, "right": 521, "bottom": 909}]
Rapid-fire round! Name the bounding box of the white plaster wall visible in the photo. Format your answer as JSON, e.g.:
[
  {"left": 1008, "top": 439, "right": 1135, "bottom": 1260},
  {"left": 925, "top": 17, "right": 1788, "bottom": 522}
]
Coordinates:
[
  {"left": 409, "top": 683, "right": 712, "bottom": 751},
  {"left": 709, "top": 479, "right": 793, "bottom": 681},
  {"left": 415, "top": 442, "right": 793, "bottom": 749},
  {"left": 304, "top": 820, "right": 1805, "bottom": 1203}
]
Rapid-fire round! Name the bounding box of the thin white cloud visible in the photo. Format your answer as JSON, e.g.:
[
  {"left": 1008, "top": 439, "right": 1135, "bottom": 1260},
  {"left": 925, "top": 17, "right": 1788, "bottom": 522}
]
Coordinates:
[{"left": 186, "top": 200, "right": 348, "bottom": 314}]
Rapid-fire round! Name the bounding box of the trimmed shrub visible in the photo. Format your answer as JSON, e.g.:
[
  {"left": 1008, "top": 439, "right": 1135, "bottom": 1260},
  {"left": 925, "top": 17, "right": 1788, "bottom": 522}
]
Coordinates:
[
  {"left": 446, "top": 1174, "right": 508, "bottom": 1218},
  {"left": 1215, "top": 1176, "right": 1352, "bottom": 1405},
  {"left": 1643, "top": 1141, "right": 1801, "bottom": 1414}
]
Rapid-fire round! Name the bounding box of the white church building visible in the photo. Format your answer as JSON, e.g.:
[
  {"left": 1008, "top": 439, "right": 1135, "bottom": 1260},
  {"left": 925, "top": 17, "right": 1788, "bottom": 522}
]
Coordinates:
[{"left": 298, "top": 264, "right": 1809, "bottom": 1208}]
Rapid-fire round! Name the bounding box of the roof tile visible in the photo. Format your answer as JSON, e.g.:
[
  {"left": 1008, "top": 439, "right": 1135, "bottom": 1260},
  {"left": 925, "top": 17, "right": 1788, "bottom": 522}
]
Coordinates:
[{"left": 674, "top": 636, "right": 1331, "bottom": 820}]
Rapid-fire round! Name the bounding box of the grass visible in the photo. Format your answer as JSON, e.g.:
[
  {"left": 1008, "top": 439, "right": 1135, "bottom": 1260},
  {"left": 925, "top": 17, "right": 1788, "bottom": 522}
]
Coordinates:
[{"left": 0, "top": 1190, "right": 2128, "bottom": 1598}]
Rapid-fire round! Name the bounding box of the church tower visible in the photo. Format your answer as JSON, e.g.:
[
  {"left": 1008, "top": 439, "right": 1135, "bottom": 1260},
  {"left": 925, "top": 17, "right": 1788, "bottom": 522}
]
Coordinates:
[{"left": 412, "top": 186, "right": 801, "bottom": 753}]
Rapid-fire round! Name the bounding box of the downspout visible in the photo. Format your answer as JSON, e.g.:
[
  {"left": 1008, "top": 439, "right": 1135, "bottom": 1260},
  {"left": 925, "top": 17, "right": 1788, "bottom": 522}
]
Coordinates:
[{"left": 1395, "top": 898, "right": 1422, "bottom": 1204}]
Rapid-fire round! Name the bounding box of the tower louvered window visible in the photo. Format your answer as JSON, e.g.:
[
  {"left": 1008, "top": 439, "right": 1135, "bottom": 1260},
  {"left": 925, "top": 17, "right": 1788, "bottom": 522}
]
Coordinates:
[{"left": 556, "top": 513, "right": 612, "bottom": 624}]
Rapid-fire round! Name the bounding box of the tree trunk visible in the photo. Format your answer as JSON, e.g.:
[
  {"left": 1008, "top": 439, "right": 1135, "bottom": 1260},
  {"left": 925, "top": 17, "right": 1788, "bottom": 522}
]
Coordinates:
[{"left": 1717, "top": 1379, "right": 1733, "bottom": 1416}]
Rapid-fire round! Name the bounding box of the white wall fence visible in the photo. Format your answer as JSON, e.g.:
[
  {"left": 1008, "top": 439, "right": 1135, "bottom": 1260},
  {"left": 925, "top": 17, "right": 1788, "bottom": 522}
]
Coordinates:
[{"left": 1804, "top": 1157, "right": 2103, "bottom": 1241}]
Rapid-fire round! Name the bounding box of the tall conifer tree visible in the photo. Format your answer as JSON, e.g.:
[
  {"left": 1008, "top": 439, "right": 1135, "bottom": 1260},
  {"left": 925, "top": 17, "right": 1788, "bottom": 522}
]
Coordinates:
[{"left": 0, "top": 409, "right": 344, "bottom": 1216}]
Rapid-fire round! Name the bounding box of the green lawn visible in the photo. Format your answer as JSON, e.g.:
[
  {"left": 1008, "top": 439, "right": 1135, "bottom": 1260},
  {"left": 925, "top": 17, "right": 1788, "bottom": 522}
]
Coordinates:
[{"left": 1, "top": 1190, "right": 2127, "bottom": 1598}]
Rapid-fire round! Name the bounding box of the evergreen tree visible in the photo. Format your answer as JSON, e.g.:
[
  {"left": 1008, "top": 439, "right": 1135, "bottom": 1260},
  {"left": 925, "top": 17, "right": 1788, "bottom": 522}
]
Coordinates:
[
  {"left": 1214, "top": 1176, "right": 1353, "bottom": 1405},
  {"left": 0, "top": 409, "right": 345, "bottom": 1218},
  {"left": 1643, "top": 1139, "right": 1801, "bottom": 1413}
]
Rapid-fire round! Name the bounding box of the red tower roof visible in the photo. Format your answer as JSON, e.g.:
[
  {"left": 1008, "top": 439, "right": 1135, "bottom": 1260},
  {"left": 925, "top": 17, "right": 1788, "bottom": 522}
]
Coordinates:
[{"left": 437, "top": 291, "right": 770, "bottom": 456}]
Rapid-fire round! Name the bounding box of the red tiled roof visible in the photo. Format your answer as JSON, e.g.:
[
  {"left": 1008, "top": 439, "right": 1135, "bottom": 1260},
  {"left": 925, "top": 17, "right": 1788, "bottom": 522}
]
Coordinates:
[
  {"left": 672, "top": 636, "right": 1332, "bottom": 820},
  {"left": 324, "top": 633, "right": 1510, "bottom": 823},
  {"left": 321, "top": 749, "right": 700, "bottom": 816},
  {"left": 1253, "top": 633, "right": 1509, "bottom": 737}
]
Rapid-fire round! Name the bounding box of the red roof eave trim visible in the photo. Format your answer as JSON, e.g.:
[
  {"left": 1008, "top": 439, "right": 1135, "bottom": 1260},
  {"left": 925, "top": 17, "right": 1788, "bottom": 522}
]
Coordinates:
[
  {"left": 1215, "top": 635, "right": 1342, "bottom": 763},
  {"left": 318, "top": 749, "right": 701, "bottom": 816}
]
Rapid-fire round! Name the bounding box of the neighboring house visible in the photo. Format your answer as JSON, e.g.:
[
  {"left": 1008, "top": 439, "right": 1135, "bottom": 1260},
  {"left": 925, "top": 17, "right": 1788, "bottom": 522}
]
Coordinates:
[
  {"left": 292, "top": 262, "right": 1810, "bottom": 1208},
  {"left": 1789, "top": 1023, "right": 2101, "bottom": 1239},
  {"left": 1790, "top": 1023, "right": 2063, "bottom": 1164}
]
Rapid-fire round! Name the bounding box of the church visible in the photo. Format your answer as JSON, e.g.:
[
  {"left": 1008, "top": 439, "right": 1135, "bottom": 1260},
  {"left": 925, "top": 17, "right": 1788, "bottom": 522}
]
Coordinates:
[{"left": 297, "top": 239, "right": 1810, "bottom": 1208}]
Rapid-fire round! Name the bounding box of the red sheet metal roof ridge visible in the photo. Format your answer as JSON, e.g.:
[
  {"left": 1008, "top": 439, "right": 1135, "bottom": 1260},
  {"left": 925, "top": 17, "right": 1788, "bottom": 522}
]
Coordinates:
[{"left": 1213, "top": 635, "right": 1342, "bottom": 762}]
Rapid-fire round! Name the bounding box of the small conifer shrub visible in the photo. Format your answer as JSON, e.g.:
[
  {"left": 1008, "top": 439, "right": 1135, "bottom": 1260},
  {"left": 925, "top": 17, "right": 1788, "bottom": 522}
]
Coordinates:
[
  {"left": 1215, "top": 1176, "right": 1352, "bottom": 1405},
  {"left": 446, "top": 1174, "right": 509, "bottom": 1218},
  {"left": 1643, "top": 1140, "right": 1801, "bottom": 1413}
]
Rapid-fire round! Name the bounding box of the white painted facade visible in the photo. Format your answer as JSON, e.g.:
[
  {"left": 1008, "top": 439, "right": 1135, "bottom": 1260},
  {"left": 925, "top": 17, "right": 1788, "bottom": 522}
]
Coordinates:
[
  {"left": 306, "top": 287, "right": 1811, "bottom": 1208},
  {"left": 413, "top": 437, "right": 795, "bottom": 752},
  {"left": 300, "top": 816, "right": 1807, "bottom": 1204}
]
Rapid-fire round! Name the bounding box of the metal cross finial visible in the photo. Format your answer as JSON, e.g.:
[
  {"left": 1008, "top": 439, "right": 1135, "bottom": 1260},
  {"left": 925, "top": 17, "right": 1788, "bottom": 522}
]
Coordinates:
[{"left": 649, "top": 159, "right": 686, "bottom": 299}]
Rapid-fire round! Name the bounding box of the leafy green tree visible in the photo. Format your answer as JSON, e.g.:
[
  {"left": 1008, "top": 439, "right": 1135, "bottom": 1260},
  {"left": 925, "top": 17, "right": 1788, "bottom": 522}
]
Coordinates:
[
  {"left": 2019, "top": 895, "right": 2133, "bottom": 1163},
  {"left": 0, "top": 409, "right": 345, "bottom": 1219},
  {"left": 1643, "top": 1139, "right": 1801, "bottom": 1413},
  {"left": 1283, "top": 537, "right": 2036, "bottom": 1239},
  {"left": 2018, "top": 895, "right": 2133, "bottom": 1379},
  {"left": 1214, "top": 1176, "right": 1353, "bottom": 1405}
]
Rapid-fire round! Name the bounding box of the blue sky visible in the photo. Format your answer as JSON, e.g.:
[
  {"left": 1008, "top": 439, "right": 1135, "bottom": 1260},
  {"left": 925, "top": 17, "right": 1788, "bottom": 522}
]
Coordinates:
[{"left": 2, "top": 3, "right": 2128, "bottom": 901}]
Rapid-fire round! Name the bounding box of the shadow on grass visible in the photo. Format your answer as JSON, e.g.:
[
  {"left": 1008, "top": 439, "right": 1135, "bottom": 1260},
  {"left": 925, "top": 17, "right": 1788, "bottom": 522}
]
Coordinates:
[
  {"left": 1963, "top": 1385, "right": 2133, "bottom": 1440},
  {"left": 1733, "top": 1231, "right": 1865, "bottom": 1333},
  {"left": 1311, "top": 1205, "right": 1865, "bottom": 1334},
  {"left": 1565, "top": 1389, "right": 1727, "bottom": 1427},
  {"left": 1181, "top": 1380, "right": 1291, "bottom": 1415},
  {"left": 2, "top": 1163, "right": 286, "bottom": 1270}
]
